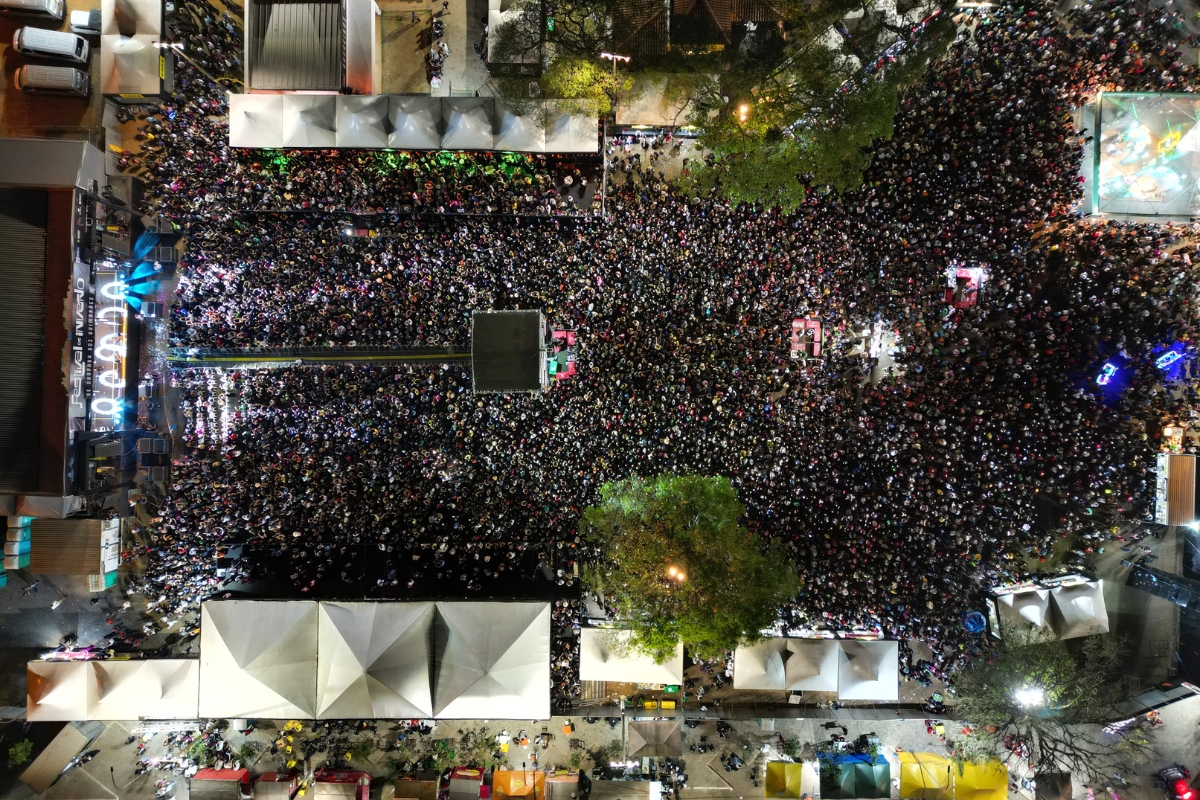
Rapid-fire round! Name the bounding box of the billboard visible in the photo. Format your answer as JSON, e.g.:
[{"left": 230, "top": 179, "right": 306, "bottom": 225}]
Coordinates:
[{"left": 89, "top": 269, "right": 128, "bottom": 432}]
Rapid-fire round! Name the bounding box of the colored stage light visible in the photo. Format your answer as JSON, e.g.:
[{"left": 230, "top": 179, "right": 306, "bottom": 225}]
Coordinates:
[
  {"left": 1156, "top": 350, "right": 1183, "bottom": 370},
  {"left": 1096, "top": 363, "right": 1118, "bottom": 386}
]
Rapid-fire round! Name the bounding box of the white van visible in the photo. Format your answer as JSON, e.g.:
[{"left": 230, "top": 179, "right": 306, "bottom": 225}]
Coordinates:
[
  {"left": 0, "top": 0, "right": 65, "bottom": 20},
  {"left": 13, "top": 27, "right": 89, "bottom": 63},
  {"left": 13, "top": 64, "right": 90, "bottom": 96}
]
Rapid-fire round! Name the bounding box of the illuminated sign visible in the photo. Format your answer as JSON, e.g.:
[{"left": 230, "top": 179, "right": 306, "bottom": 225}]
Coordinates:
[
  {"left": 90, "top": 269, "right": 128, "bottom": 431},
  {"left": 1156, "top": 350, "right": 1183, "bottom": 370},
  {"left": 1096, "top": 362, "right": 1118, "bottom": 386},
  {"left": 68, "top": 260, "right": 94, "bottom": 429}
]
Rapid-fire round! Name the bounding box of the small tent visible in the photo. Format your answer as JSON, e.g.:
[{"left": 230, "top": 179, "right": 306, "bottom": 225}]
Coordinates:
[
  {"left": 821, "top": 758, "right": 890, "bottom": 800},
  {"left": 836, "top": 640, "right": 899, "bottom": 701},
  {"left": 100, "top": 34, "right": 159, "bottom": 96},
  {"left": 764, "top": 762, "right": 803, "bottom": 798},
  {"left": 898, "top": 753, "right": 952, "bottom": 800},
  {"left": 316, "top": 601, "right": 435, "bottom": 719},
  {"left": 995, "top": 589, "right": 1052, "bottom": 632},
  {"left": 389, "top": 97, "right": 442, "bottom": 150},
  {"left": 952, "top": 762, "right": 1007, "bottom": 800},
  {"left": 735, "top": 638, "right": 839, "bottom": 692},
  {"left": 1049, "top": 582, "right": 1109, "bottom": 638},
  {"left": 337, "top": 96, "right": 391, "bottom": 148},
  {"left": 627, "top": 720, "right": 683, "bottom": 758},
  {"left": 493, "top": 770, "right": 546, "bottom": 800},
  {"left": 544, "top": 104, "right": 598, "bottom": 153},
  {"left": 284, "top": 96, "right": 338, "bottom": 148},
  {"left": 87, "top": 659, "right": 200, "bottom": 720},
  {"left": 199, "top": 600, "right": 319, "bottom": 718},
  {"left": 494, "top": 103, "right": 545, "bottom": 153},
  {"left": 579, "top": 628, "right": 683, "bottom": 684},
  {"left": 432, "top": 601, "right": 550, "bottom": 718},
  {"left": 27, "top": 661, "right": 87, "bottom": 722},
  {"left": 229, "top": 94, "right": 285, "bottom": 148},
  {"left": 441, "top": 99, "right": 495, "bottom": 151}
]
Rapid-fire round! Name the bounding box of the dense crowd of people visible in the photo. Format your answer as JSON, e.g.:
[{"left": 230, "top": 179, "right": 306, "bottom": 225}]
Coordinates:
[{"left": 118, "top": 0, "right": 1200, "bottom": 699}]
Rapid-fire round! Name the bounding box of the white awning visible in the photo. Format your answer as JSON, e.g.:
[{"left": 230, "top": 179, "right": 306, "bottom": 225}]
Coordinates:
[
  {"left": 284, "top": 96, "right": 338, "bottom": 148},
  {"left": 836, "top": 640, "right": 899, "bottom": 701},
  {"left": 100, "top": 34, "right": 160, "bottom": 96},
  {"left": 317, "top": 601, "right": 435, "bottom": 719},
  {"left": 101, "top": 0, "right": 160, "bottom": 35},
  {"left": 1049, "top": 581, "right": 1109, "bottom": 639},
  {"left": 441, "top": 99, "right": 495, "bottom": 151},
  {"left": 229, "top": 94, "right": 286, "bottom": 148},
  {"left": 389, "top": 96, "right": 442, "bottom": 150},
  {"left": 432, "top": 601, "right": 550, "bottom": 719},
  {"left": 86, "top": 660, "right": 199, "bottom": 720},
  {"left": 199, "top": 600, "right": 319, "bottom": 719},
  {"left": 27, "top": 662, "right": 88, "bottom": 721},
  {"left": 579, "top": 628, "right": 682, "bottom": 684},
  {"left": 734, "top": 638, "right": 839, "bottom": 691},
  {"left": 336, "top": 96, "right": 391, "bottom": 148}
]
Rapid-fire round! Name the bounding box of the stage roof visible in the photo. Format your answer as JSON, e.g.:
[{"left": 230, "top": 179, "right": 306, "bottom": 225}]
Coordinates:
[
  {"left": 471, "top": 310, "right": 546, "bottom": 393},
  {"left": 1093, "top": 93, "right": 1200, "bottom": 219},
  {"left": 579, "top": 628, "right": 683, "bottom": 684}
]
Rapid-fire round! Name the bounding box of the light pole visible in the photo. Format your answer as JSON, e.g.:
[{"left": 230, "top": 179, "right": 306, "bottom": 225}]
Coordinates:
[{"left": 599, "top": 52, "right": 629, "bottom": 219}]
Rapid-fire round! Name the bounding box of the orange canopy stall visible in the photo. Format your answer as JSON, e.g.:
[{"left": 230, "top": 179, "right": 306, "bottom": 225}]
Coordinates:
[{"left": 493, "top": 770, "right": 547, "bottom": 800}]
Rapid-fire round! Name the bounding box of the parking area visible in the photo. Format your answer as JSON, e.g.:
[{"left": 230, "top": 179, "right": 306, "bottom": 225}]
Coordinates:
[{"left": 0, "top": 0, "right": 105, "bottom": 137}]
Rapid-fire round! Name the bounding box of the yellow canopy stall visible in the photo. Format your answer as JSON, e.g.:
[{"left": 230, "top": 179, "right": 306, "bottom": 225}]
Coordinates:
[
  {"left": 764, "top": 762, "right": 804, "bottom": 798},
  {"left": 493, "top": 770, "right": 547, "bottom": 800},
  {"left": 898, "top": 753, "right": 952, "bottom": 800},
  {"left": 953, "top": 761, "right": 1008, "bottom": 800}
]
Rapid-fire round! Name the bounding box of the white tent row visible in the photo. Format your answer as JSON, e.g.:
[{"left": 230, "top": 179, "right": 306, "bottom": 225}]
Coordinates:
[
  {"left": 199, "top": 600, "right": 551, "bottom": 720},
  {"left": 578, "top": 628, "right": 684, "bottom": 685},
  {"left": 733, "top": 638, "right": 899, "bottom": 701},
  {"left": 995, "top": 581, "right": 1109, "bottom": 639},
  {"left": 28, "top": 660, "right": 200, "bottom": 722},
  {"left": 228, "top": 95, "right": 598, "bottom": 153}
]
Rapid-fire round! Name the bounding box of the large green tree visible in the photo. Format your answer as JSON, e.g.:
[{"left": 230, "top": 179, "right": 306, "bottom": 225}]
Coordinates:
[
  {"left": 581, "top": 474, "right": 799, "bottom": 662},
  {"left": 949, "top": 629, "right": 1155, "bottom": 782}
]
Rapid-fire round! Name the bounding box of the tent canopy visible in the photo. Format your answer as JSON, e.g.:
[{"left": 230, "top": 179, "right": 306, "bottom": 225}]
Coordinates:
[
  {"left": 494, "top": 104, "right": 546, "bottom": 153},
  {"left": 442, "top": 99, "right": 494, "bottom": 151},
  {"left": 200, "top": 600, "right": 319, "bottom": 719},
  {"left": 284, "top": 96, "right": 337, "bottom": 148},
  {"left": 764, "top": 762, "right": 803, "bottom": 799},
  {"left": 734, "top": 638, "right": 840, "bottom": 691},
  {"left": 100, "top": 34, "right": 160, "bottom": 95},
  {"left": 317, "top": 601, "right": 435, "bottom": 719},
  {"left": 837, "top": 640, "right": 899, "bottom": 701},
  {"left": 390, "top": 96, "right": 442, "bottom": 150},
  {"left": 27, "top": 661, "right": 88, "bottom": 722},
  {"left": 493, "top": 770, "right": 546, "bottom": 800},
  {"left": 1049, "top": 582, "right": 1109, "bottom": 638},
  {"left": 87, "top": 659, "right": 199, "bottom": 720},
  {"left": 229, "top": 94, "right": 286, "bottom": 148},
  {"left": 898, "top": 753, "right": 952, "bottom": 800},
  {"left": 627, "top": 720, "right": 682, "bottom": 758},
  {"left": 579, "top": 628, "right": 683, "bottom": 684},
  {"left": 952, "top": 762, "right": 1007, "bottom": 800},
  {"left": 821, "top": 759, "right": 890, "bottom": 800},
  {"left": 337, "top": 96, "right": 391, "bottom": 148},
  {"left": 432, "top": 601, "right": 551, "bottom": 718},
  {"left": 544, "top": 103, "right": 597, "bottom": 153},
  {"left": 997, "top": 589, "right": 1052, "bottom": 630}
]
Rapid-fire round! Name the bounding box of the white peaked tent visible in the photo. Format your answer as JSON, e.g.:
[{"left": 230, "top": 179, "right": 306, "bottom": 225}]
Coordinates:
[
  {"left": 433, "top": 601, "right": 550, "bottom": 719},
  {"left": 284, "top": 96, "right": 338, "bottom": 148},
  {"left": 87, "top": 660, "right": 200, "bottom": 720},
  {"left": 100, "top": 35, "right": 159, "bottom": 96},
  {"left": 317, "top": 602, "right": 435, "bottom": 719},
  {"left": 996, "top": 589, "right": 1052, "bottom": 632},
  {"left": 544, "top": 105, "right": 597, "bottom": 153},
  {"left": 1049, "top": 581, "right": 1109, "bottom": 639},
  {"left": 441, "top": 99, "right": 494, "bottom": 151},
  {"left": 734, "top": 638, "right": 840, "bottom": 691},
  {"left": 200, "top": 600, "right": 319, "bottom": 718},
  {"left": 494, "top": 104, "right": 545, "bottom": 153},
  {"left": 27, "top": 662, "right": 87, "bottom": 721},
  {"left": 229, "top": 94, "right": 286, "bottom": 148},
  {"left": 389, "top": 97, "right": 442, "bottom": 150},
  {"left": 579, "top": 628, "right": 683, "bottom": 684},
  {"left": 101, "top": 0, "right": 160, "bottom": 35},
  {"left": 337, "top": 96, "right": 391, "bottom": 148},
  {"left": 837, "top": 640, "right": 899, "bottom": 701}
]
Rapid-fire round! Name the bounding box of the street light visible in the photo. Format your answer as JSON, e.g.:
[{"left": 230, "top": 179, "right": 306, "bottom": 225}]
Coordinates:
[
  {"left": 598, "top": 52, "right": 630, "bottom": 219},
  {"left": 738, "top": 103, "right": 750, "bottom": 123},
  {"left": 1014, "top": 686, "right": 1045, "bottom": 707},
  {"left": 666, "top": 565, "right": 686, "bottom": 583}
]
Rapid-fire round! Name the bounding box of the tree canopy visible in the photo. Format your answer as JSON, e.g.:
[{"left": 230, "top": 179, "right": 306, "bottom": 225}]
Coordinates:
[
  {"left": 487, "top": 0, "right": 957, "bottom": 208},
  {"left": 581, "top": 474, "right": 799, "bottom": 662},
  {"left": 949, "top": 629, "right": 1154, "bottom": 781}
]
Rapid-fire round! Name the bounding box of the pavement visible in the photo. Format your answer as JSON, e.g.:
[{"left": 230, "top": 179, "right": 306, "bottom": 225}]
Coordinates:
[{"left": 376, "top": 0, "right": 489, "bottom": 96}]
